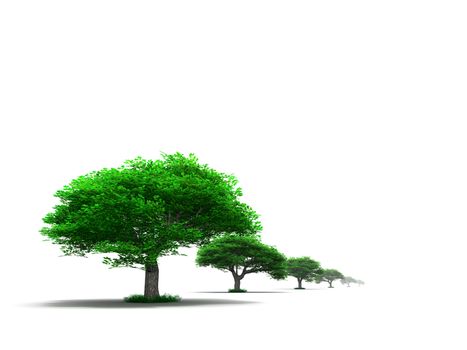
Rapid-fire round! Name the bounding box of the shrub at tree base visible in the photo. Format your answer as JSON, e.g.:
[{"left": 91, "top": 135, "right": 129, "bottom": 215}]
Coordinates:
[
  {"left": 124, "top": 294, "right": 181, "bottom": 303},
  {"left": 228, "top": 289, "right": 247, "bottom": 293}
]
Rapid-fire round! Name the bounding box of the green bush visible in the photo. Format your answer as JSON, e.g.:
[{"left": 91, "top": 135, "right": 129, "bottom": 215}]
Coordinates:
[
  {"left": 124, "top": 294, "right": 181, "bottom": 303},
  {"left": 228, "top": 288, "right": 247, "bottom": 293}
]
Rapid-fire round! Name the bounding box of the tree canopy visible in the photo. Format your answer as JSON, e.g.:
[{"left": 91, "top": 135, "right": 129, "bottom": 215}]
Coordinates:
[
  {"left": 315, "top": 268, "right": 345, "bottom": 288},
  {"left": 287, "top": 257, "right": 323, "bottom": 289},
  {"left": 41, "top": 152, "right": 261, "bottom": 297},
  {"left": 196, "top": 234, "right": 287, "bottom": 291},
  {"left": 340, "top": 276, "right": 357, "bottom": 287}
]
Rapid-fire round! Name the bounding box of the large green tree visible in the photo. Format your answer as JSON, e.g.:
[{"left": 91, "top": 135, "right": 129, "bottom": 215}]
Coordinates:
[
  {"left": 196, "top": 234, "right": 287, "bottom": 291},
  {"left": 287, "top": 257, "right": 323, "bottom": 289},
  {"left": 315, "top": 269, "right": 344, "bottom": 288},
  {"left": 41, "top": 153, "right": 261, "bottom": 298}
]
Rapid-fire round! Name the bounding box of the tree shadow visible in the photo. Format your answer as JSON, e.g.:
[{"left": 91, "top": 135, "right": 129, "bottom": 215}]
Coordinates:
[
  {"left": 278, "top": 287, "right": 328, "bottom": 291},
  {"left": 195, "top": 291, "right": 288, "bottom": 294},
  {"left": 25, "top": 298, "right": 259, "bottom": 309}
]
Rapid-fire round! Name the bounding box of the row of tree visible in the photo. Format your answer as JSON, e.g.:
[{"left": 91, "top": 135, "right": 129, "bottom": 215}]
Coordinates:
[
  {"left": 41, "top": 153, "right": 363, "bottom": 299},
  {"left": 196, "top": 234, "right": 363, "bottom": 291}
]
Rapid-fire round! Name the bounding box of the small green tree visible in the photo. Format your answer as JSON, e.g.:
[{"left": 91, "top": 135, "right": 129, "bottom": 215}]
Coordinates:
[
  {"left": 41, "top": 153, "right": 261, "bottom": 299},
  {"left": 287, "top": 257, "right": 323, "bottom": 289},
  {"left": 315, "top": 269, "right": 344, "bottom": 288},
  {"left": 340, "top": 276, "right": 357, "bottom": 287},
  {"left": 196, "top": 234, "right": 287, "bottom": 291}
]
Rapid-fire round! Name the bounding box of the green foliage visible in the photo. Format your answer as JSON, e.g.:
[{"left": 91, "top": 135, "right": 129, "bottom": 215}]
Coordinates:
[
  {"left": 315, "top": 269, "right": 345, "bottom": 286},
  {"left": 124, "top": 294, "right": 181, "bottom": 303},
  {"left": 196, "top": 234, "right": 288, "bottom": 280},
  {"left": 41, "top": 152, "right": 261, "bottom": 269},
  {"left": 228, "top": 289, "right": 247, "bottom": 293},
  {"left": 287, "top": 257, "right": 323, "bottom": 282}
]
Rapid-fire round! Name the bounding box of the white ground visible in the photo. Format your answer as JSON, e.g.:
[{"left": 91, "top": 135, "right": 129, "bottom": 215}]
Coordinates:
[
  {"left": 2, "top": 1, "right": 467, "bottom": 349},
  {"left": 4, "top": 283, "right": 465, "bottom": 350}
]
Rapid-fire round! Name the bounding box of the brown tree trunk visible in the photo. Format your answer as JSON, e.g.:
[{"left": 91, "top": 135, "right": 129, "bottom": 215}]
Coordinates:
[{"left": 144, "top": 262, "right": 160, "bottom": 298}]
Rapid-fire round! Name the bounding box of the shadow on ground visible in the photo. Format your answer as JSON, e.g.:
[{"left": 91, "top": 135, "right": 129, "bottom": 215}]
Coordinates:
[
  {"left": 195, "top": 291, "right": 287, "bottom": 294},
  {"left": 196, "top": 288, "right": 328, "bottom": 293},
  {"left": 24, "top": 298, "right": 258, "bottom": 308}
]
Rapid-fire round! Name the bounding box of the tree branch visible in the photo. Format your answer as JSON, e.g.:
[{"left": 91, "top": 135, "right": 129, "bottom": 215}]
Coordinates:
[
  {"left": 184, "top": 208, "right": 203, "bottom": 227},
  {"left": 247, "top": 267, "right": 261, "bottom": 274}
]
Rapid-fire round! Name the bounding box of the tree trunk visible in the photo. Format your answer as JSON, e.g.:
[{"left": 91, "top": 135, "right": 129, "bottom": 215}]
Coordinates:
[
  {"left": 232, "top": 272, "right": 242, "bottom": 290},
  {"left": 144, "top": 262, "right": 160, "bottom": 298},
  {"left": 328, "top": 280, "right": 333, "bottom": 288},
  {"left": 297, "top": 278, "right": 303, "bottom": 289}
]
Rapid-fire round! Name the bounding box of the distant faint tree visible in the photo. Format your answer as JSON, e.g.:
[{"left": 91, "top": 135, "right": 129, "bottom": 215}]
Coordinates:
[
  {"left": 286, "top": 257, "right": 323, "bottom": 289},
  {"left": 340, "top": 276, "right": 357, "bottom": 287},
  {"left": 315, "top": 269, "right": 344, "bottom": 288},
  {"left": 356, "top": 279, "right": 365, "bottom": 286}
]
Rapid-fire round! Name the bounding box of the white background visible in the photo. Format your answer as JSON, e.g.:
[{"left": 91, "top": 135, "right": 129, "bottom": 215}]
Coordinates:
[{"left": 1, "top": 1, "right": 466, "bottom": 349}]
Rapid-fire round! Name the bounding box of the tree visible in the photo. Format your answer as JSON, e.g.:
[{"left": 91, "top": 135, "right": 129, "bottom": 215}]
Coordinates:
[
  {"left": 315, "top": 269, "right": 344, "bottom": 288},
  {"left": 356, "top": 279, "right": 365, "bottom": 286},
  {"left": 286, "top": 257, "right": 323, "bottom": 289},
  {"left": 340, "top": 276, "right": 357, "bottom": 287},
  {"left": 41, "top": 153, "right": 261, "bottom": 298},
  {"left": 196, "top": 234, "right": 287, "bottom": 291}
]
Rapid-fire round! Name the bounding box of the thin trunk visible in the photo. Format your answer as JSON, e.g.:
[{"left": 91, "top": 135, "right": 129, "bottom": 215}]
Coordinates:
[
  {"left": 144, "top": 262, "right": 160, "bottom": 298},
  {"left": 328, "top": 280, "right": 333, "bottom": 288},
  {"left": 232, "top": 272, "right": 242, "bottom": 290},
  {"left": 297, "top": 278, "right": 303, "bottom": 289}
]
